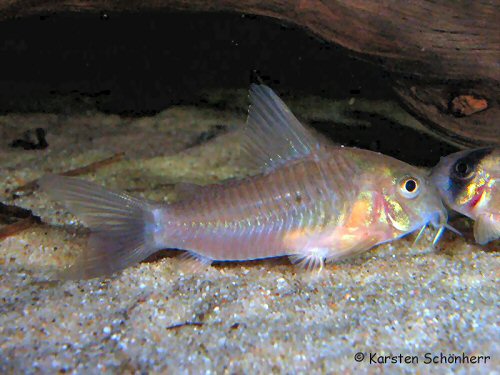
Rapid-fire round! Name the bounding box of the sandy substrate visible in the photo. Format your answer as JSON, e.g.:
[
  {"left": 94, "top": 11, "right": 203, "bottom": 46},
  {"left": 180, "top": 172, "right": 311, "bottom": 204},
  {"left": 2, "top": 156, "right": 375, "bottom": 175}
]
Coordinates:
[{"left": 0, "top": 94, "right": 498, "bottom": 373}]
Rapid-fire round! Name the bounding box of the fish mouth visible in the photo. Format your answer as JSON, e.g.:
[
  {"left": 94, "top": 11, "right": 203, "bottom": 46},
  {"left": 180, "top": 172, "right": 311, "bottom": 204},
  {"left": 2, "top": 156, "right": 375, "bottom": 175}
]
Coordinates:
[
  {"left": 428, "top": 208, "right": 464, "bottom": 246},
  {"left": 412, "top": 209, "right": 449, "bottom": 247},
  {"left": 430, "top": 209, "right": 448, "bottom": 229}
]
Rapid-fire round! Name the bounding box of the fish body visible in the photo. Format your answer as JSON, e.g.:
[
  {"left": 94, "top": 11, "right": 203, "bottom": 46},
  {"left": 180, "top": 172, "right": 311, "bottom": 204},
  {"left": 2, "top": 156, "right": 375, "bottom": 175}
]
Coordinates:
[
  {"left": 40, "top": 85, "right": 448, "bottom": 279},
  {"left": 162, "top": 147, "right": 443, "bottom": 263},
  {"left": 431, "top": 148, "right": 499, "bottom": 244}
]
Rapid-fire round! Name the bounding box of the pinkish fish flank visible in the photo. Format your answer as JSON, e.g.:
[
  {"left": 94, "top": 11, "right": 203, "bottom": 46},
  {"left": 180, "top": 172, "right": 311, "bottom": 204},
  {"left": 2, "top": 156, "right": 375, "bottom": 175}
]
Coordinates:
[{"left": 39, "top": 85, "right": 448, "bottom": 279}]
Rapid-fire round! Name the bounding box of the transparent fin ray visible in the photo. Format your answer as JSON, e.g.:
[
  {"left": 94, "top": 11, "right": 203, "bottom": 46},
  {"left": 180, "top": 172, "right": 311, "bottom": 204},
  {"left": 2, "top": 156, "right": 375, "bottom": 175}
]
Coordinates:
[
  {"left": 39, "top": 175, "right": 159, "bottom": 280},
  {"left": 474, "top": 214, "right": 500, "bottom": 245},
  {"left": 289, "top": 253, "right": 325, "bottom": 273},
  {"left": 239, "top": 84, "right": 320, "bottom": 172},
  {"left": 289, "top": 236, "right": 382, "bottom": 272},
  {"left": 176, "top": 251, "right": 213, "bottom": 273},
  {"left": 326, "top": 237, "right": 381, "bottom": 262}
]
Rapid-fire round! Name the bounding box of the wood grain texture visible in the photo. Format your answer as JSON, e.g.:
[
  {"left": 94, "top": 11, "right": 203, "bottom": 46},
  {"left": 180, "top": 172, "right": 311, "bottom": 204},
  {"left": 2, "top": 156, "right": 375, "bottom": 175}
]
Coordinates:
[
  {"left": 1, "top": 0, "right": 498, "bottom": 146},
  {"left": 394, "top": 80, "right": 500, "bottom": 146}
]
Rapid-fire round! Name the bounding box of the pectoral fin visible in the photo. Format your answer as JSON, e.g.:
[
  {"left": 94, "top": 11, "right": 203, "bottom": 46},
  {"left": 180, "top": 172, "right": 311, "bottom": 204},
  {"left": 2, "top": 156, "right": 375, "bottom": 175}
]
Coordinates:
[
  {"left": 289, "top": 234, "right": 382, "bottom": 272},
  {"left": 326, "top": 236, "right": 382, "bottom": 262},
  {"left": 473, "top": 214, "right": 500, "bottom": 245}
]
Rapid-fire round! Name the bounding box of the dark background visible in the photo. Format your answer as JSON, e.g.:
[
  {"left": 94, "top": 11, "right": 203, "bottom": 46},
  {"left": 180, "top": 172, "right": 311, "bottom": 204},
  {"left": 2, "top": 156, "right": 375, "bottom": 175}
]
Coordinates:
[{"left": 0, "top": 11, "right": 455, "bottom": 164}]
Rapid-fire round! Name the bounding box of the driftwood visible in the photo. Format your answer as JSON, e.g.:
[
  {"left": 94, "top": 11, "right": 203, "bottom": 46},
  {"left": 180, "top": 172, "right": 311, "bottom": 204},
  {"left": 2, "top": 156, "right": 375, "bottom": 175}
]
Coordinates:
[
  {"left": 1, "top": 0, "right": 498, "bottom": 146},
  {"left": 0, "top": 202, "right": 41, "bottom": 240},
  {"left": 12, "top": 152, "right": 125, "bottom": 197}
]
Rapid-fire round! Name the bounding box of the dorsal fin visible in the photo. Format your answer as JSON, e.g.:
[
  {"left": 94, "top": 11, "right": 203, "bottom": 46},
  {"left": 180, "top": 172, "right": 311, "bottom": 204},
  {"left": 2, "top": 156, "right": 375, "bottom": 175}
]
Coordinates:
[{"left": 239, "top": 84, "right": 320, "bottom": 172}]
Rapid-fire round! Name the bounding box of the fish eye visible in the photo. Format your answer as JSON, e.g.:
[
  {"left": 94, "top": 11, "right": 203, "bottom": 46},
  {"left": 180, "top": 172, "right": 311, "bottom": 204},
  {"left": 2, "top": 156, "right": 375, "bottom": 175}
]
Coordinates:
[
  {"left": 453, "top": 160, "right": 473, "bottom": 179},
  {"left": 399, "top": 177, "right": 420, "bottom": 199},
  {"left": 405, "top": 179, "right": 417, "bottom": 192}
]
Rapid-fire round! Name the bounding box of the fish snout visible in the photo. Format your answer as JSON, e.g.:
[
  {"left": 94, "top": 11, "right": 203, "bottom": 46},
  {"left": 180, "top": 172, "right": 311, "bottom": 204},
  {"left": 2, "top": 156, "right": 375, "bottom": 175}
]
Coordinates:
[
  {"left": 430, "top": 208, "right": 448, "bottom": 229},
  {"left": 429, "top": 165, "right": 447, "bottom": 189}
]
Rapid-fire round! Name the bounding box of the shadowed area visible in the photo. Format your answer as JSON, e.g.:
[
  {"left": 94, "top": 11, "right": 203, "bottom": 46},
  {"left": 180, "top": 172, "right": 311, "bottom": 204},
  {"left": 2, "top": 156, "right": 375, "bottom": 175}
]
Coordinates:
[{"left": 0, "top": 11, "right": 497, "bottom": 374}]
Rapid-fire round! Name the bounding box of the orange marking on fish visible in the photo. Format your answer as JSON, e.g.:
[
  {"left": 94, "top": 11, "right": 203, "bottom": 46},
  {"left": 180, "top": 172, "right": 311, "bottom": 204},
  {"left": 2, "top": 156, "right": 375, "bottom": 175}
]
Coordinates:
[
  {"left": 37, "top": 84, "right": 449, "bottom": 279},
  {"left": 283, "top": 228, "right": 308, "bottom": 247},
  {"left": 468, "top": 185, "right": 486, "bottom": 210},
  {"left": 344, "top": 198, "right": 371, "bottom": 229}
]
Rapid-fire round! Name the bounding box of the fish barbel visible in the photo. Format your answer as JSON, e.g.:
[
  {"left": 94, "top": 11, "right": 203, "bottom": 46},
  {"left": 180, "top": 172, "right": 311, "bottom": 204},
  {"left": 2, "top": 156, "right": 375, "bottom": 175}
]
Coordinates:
[
  {"left": 431, "top": 148, "right": 499, "bottom": 244},
  {"left": 39, "top": 85, "right": 448, "bottom": 279}
]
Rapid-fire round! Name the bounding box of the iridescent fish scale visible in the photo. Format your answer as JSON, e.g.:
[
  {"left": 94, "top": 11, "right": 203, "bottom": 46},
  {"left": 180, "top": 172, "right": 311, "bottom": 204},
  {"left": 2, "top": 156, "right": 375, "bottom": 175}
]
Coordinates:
[{"left": 39, "top": 84, "right": 449, "bottom": 279}]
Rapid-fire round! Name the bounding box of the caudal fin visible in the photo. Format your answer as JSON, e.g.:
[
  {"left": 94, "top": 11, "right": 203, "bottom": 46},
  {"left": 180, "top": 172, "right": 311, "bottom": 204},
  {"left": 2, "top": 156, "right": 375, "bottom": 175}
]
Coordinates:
[{"left": 38, "top": 175, "right": 160, "bottom": 280}]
